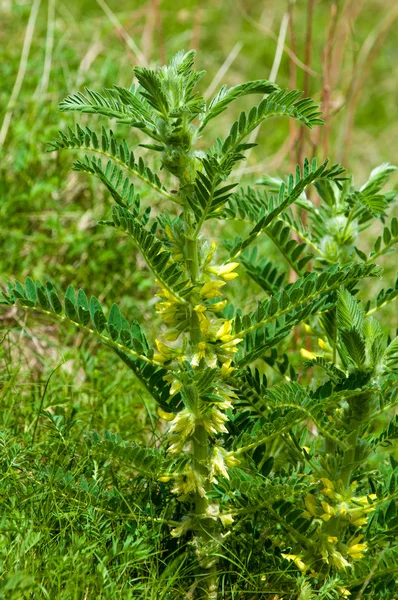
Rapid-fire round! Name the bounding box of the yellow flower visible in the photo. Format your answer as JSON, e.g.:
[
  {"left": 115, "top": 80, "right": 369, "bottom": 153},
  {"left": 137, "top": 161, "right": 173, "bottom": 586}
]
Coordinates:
[
  {"left": 225, "top": 451, "right": 240, "bottom": 467},
  {"left": 205, "top": 504, "right": 220, "bottom": 520},
  {"left": 191, "top": 341, "right": 217, "bottom": 368},
  {"left": 321, "top": 501, "right": 335, "bottom": 515},
  {"left": 330, "top": 551, "right": 351, "bottom": 569},
  {"left": 210, "top": 447, "right": 230, "bottom": 481},
  {"left": 155, "top": 339, "right": 181, "bottom": 362},
  {"left": 327, "top": 536, "right": 338, "bottom": 544},
  {"left": 157, "top": 407, "right": 175, "bottom": 421},
  {"left": 353, "top": 494, "right": 377, "bottom": 505},
  {"left": 347, "top": 549, "right": 366, "bottom": 560},
  {"left": 320, "top": 478, "right": 334, "bottom": 490},
  {"left": 156, "top": 301, "right": 180, "bottom": 326},
  {"left": 170, "top": 517, "right": 192, "bottom": 538},
  {"left": 158, "top": 475, "right": 172, "bottom": 482},
  {"left": 203, "top": 406, "right": 229, "bottom": 435},
  {"left": 219, "top": 513, "right": 234, "bottom": 526},
  {"left": 193, "top": 304, "right": 211, "bottom": 334},
  {"left": 281, "top": 554, "right": 307, "bottom": 572},
  {"left": 347, "top": 539, "right": 367, "bottom": 560},
  {"left": 321, "top": 501, "right": 335, "bottom": 521},
  {"left": 207, "top": 299, "right": 227, "bottom": 312},
  {"left": 318, "top": 338, "right": 329, "bottom": 351},
  {"left": 304, "top": 493, "right": 318, "bottom": 517},
  {"left": 219, "top": 337, "right": 242, "bottom": 352},
  {"left": 221, "top": 360, "right": 234, "bottom": 377},
  {"left": 167, "top": 409, "right": 195, "bottom": 453},
  {"left": 300, "top": 348, "right": 317, "bottom": 360},
  {"left": 194, "top": 304, "right": 207, "bottom": 314},
  {"left": 156, "top": 285, "right": 182, "bottom": 303},
  {"left": 215, "top": 319, "right": 233, "bottom": 342},
  {"left": 207, "top": 262, "right": 239, "bottom": 281},
  {"left": 200, "top": 280, "right": 226, "bottom": 299},
  {"left": 338, "top": 502, "right": 349, "bottom": 516},
  {"left": 172, "top": 468, "right": 206, "bottom": 498},
  {"left": 352, "top": 517, "right": 368, "bottom": 527},
  {"left": 321, "top": 478, "right": 337, "bottom": 499},
  {"left": 203, "top": 241, "right": 218, "bottom": 266},
  {"left": 163, "top": 374, "right": 183, "bottom": 395}
]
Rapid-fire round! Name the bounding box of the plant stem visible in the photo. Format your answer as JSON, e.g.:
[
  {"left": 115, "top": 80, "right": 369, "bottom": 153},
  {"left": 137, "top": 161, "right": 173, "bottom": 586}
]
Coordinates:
[
  {"left": 183, "top": 192, "right": 218, "bottom": 598},
  {"left": 192, "top": 424, "right": 209, "bottom": 516},
  {"left": 186, "top": 235, "right": 200, "bottom": 284},
  {"left": 340, "top": 428, "right": 359, "bottom": 486}
]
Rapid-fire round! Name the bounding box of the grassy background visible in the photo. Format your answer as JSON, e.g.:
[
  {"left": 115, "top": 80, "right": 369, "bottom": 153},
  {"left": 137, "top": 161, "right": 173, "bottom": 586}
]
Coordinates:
[{"left": 0, "top": 0, "right": 397, "bottom": 597}]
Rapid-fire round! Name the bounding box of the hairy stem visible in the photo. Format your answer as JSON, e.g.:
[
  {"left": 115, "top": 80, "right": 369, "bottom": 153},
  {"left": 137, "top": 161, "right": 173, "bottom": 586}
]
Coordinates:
[
  {"left": 182, "top": 177, "right": 218, "bottom": 599},
  {"left": 193, "top": 425, "right": 217, "bottom": 599},
  {"left": 340, "top": 428, "right": 359, "bottom": 486},
  {"left": 186, "top": 235, "right": 200, "bottom": 284}
]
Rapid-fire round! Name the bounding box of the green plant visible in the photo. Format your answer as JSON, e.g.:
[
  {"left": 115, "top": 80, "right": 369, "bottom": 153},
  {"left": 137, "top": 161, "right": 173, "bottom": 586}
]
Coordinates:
[{"left": 2, "top": 50, "right": 398, "bottom": 599}]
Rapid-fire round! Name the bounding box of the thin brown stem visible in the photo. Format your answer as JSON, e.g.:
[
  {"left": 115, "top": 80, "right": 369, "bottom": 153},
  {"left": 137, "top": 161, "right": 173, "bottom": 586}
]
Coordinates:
[
  {"left": 288, "top": 0, "right": 297, "bottom": 171},
  {"left": 297, "top": 0, "right": 315, "bottom": 168},
  {"left": 237, "top": 0, "right": 319, "bottom": 77},
  {"left": 337, "top": 5, "right": 398, "bottom": 163}
]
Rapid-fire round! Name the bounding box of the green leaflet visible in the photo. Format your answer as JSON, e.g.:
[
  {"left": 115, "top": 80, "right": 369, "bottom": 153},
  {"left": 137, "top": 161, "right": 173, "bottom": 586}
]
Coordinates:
[
  {"left": 235, "top": 262, "right": 379, "bottom": 366},
  {"left": 87, "top": 430, "right": 175, "bottom": 479},
  {"left": 47, "top": 125, "right": 181, "bottom": 204},
  {"left": 198, "top": 79, "right": 279, "bottom": 132},
  {"left": 0, "top": 278, "right": 161, "bottom": 369},
  {"left": 104, "top": 205, "right": 192, "bottom": 303},
  {"left": 226, "top": 158, "right": 345, "bottom": 259}
]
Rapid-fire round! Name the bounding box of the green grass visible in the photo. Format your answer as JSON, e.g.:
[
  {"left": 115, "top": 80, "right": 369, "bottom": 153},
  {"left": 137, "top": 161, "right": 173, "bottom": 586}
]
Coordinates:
[{"left": 1, "top": 1, "right": 398, "bottom": 597}]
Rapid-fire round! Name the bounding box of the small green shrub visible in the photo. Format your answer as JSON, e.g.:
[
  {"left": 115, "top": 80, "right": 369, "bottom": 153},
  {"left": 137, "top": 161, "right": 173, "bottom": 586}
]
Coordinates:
[{"left": 2, "top": 51, "right": 398, "bottom": 599}]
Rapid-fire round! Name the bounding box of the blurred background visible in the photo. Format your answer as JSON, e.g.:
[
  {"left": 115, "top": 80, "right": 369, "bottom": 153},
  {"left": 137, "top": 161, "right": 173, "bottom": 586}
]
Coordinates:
[{"left": 0, "top": 0, "right": 397, "bottom": 432}]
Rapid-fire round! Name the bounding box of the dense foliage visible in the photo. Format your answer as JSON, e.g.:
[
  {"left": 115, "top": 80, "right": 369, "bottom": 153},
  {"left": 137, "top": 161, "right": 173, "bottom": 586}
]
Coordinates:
[{"left": 1, "top": 50, "right": 398, "bottom": 599}]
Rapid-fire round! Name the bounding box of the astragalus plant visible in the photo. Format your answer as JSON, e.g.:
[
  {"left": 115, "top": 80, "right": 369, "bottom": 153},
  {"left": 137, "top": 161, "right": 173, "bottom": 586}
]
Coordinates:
[{"left": 2, "top": 51, "right": 398, "bottom": 599}]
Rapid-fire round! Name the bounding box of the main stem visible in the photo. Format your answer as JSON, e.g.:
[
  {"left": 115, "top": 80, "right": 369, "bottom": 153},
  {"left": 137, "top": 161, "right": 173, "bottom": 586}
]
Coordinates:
[
  {"left": 184, "top": 208, "right": 218, "bottom": 599},
  {"left": 340, "top": 428, "right": 359, "bottom": 487}
]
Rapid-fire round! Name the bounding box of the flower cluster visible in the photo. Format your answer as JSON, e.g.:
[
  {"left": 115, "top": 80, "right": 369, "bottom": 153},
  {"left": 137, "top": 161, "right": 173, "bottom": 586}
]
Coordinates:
[
  {"left": 297, "top": 478, "right": 376, "bottom": 570},
  {"left": 154, "top": 251, "right": 241, "bottom": 369},
  {"left": 153, "top": 246, "right": 242, "bottom": 507},
  {"left": 165, "top": 400, "right": 232, "bottom": 456},
  {"left": 171, "top": 467, "right": 207, "bottom": 499},
  {"left": 209, "top": 446, "right": 240, "bottom": 483},
  {"left": 302, "top": 478, "right": 377, "bottom": 528}
]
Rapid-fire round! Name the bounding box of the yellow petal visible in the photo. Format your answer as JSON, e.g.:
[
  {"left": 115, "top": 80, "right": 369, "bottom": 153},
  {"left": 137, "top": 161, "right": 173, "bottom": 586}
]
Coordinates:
[
  {"left": 304, "top": 493, "right": 318, "bottom": 516},
  {"left": 300, "top": 348, "right": 317, "bottom": 360},
  {"left": 320, "top": 478, "right": 335, "bottom": 490},
  {"left": 157, "top": 408, "right": 175, "bottom": 421},
  {"left": 207, "top": 262, "right": 239, "bottom": 277},
  {"left": 318, "top": 338, "right": 328, "bottom": 350},
  {"left": 219, "top": 513, "right": 234, "bottom": 526},
  {"left": 207, "top": 299, "right": 227, "bottom": 312},
  {"left": 200, "top": 280, "right": 226, "bottom": 299},
  {"left": 216, "top": 320, "right": 233, "bottom": 340},
  {"left": 222, "top": 272, "right": 239, "bottom": 281},
  {"left": 321, "top": 513, "right": 332, "bottom": 522},
  {"left": 321, "top": 501, "right": 335, "bottom": 515}
]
